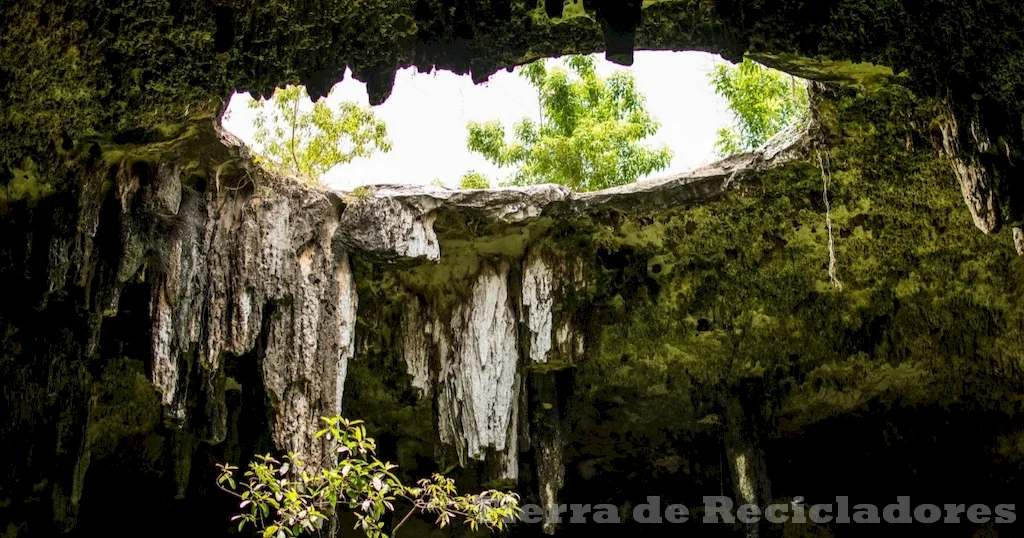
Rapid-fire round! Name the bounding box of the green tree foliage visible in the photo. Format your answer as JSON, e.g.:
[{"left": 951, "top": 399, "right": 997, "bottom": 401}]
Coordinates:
[
  {"left": 466, "top": 55, "right": 672, "bottom": 192},
  {"left": 250, "top": 86, "right": 392, "bottom": 184},
  {"left": 458, "top": 170, "right": 490, "bottom": 189},
  {"left": 709, "top": 59, "right": 810, "bottom": 156},
  {"left": 217, "top": 417, "right": 521, "bottom": 538}
]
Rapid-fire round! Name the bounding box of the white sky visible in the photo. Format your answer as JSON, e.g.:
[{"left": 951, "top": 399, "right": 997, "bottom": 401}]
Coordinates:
[{"left": 222, "top": 51, "right": 733, "bottom": 189}]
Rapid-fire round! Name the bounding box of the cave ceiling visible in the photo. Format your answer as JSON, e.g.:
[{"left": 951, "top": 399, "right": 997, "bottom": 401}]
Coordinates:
[
  {"left": 2, "top": 0, "right": 1021, "bottom": 151},
  {"left": 3, "top": 3, "right": 1024, "bottom": 536}
]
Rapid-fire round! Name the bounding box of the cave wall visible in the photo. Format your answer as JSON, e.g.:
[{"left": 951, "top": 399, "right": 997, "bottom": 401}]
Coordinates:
[
  {"left": 346, "top": 83, "right": 1024, "bottom": 536},
  {"left": 3, "top": 77, "right": 1024, "bottom": 537},
  {"left": 3, "top": 1, "right": 1024, "bottom": 537}
]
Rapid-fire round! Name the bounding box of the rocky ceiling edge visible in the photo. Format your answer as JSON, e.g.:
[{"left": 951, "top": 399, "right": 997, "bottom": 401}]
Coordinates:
[{"left": 2, "top": 0, "right": 1023, "bottom": 234}]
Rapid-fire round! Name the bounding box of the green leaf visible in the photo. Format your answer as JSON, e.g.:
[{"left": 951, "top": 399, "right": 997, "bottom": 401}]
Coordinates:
[
  {"left": 708, "top": 58, "right": 809, "bottom": 156},
  {"left": 248, "top": 86, "right": 392, "bottom": 184},
  {"left": 465, "top": 55, "right": 673, "bottom": 192}
]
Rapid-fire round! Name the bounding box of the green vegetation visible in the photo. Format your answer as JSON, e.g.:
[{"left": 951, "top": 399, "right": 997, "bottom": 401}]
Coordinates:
[
  {"left": 343, "top": 185, "right": 374, "bottom": 205},
  {"left": 346, "top": 83, "right": 1024, "bottom": 515},
  {"left": 709, "top": 58, "right": 809, "bottom": 156},
  {"left": 458, "top": 170, "right": 491, "bottom": 189},
  {"left": 577, "top": 83, "right": 1015, "bottom": 437},
  {"left": 1, "top": 157, "right": 55, "bottom": 205},
  {"left": 249, "top": 86, "right": 392, "bottom": 184},
  {"left": 466, "top": 55, "right": 672, "bottom": 192},
  {"left": 217, "top": 417, "right": 520, "bottom": 537}
]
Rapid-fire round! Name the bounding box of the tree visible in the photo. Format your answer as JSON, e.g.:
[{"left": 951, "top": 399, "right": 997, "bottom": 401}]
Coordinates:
[
  {"left": 216, "top": 417, "right": 521, "bottom": 538},
  {"left": 466, "top": 55, "right": 672, "bottom": 192},
  {"left": 709, "top": 59, "right": 810, "bottom": 156},
  {"left": 250, "top": 86, "right": 392, "bottom": 184},
  {"left": 458, "top": 170, "right": 490, "bottom": 189}
]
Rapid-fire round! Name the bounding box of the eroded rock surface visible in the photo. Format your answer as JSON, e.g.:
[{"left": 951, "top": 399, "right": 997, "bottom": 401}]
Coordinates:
[
  {"left": 936, "top": 104, "right": 1002, "bottom": 234},
  {"left": 439, "top": 262, "right": 522, "bottom": 479},
  {"left": 521, "top": 250, "right": 586, "bottom": 367},
  {"left": 149, "top": 181, "right": 356, "bottom": 463},
  {"left": 5, "top": 76, "right": 1024, "bottom": 538}
]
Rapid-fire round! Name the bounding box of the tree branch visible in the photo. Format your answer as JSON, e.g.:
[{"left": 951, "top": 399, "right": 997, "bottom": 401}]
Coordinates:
[{"left": 289, "top": 92, "right": 301, "bottom": 176}]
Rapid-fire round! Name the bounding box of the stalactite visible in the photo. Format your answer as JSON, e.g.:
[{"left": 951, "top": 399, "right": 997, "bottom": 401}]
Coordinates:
[
  {"left": 520, "top": 250, "right": 586, "bottom": 368},
  {"left": 401, "top": 298, "right": 433, "bottom": 397},
  {"left": 522, "top": 253, "right": 554, "bottom": 364},
  {"left": 149, "top": 184, "right": 357, "bottom": 466},
  {"left": 936, "top": 104, "right": 1002, "bottom": 234},
  {"left": 334, "top": 254, "right": 358, "bottom": 416},
  {"left": 437, "top": 262, "right": 522, "bottom": 481},
  {"left": 532, "top": 374, "right": 566, "bottom": 536},
  {"left": 721, "top": 393, "right": 772, "bottom": 538}
]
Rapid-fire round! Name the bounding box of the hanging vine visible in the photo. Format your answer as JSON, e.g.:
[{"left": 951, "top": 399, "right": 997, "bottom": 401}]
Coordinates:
[{"left": 817, "top": 149, "right": 843, "bottom": 290}]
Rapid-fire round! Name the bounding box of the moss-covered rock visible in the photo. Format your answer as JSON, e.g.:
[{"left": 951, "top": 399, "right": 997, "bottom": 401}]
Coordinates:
[
  {"left": 337, "top": 82, "right": 1024, "bottom": 536},
  {"left": 3, "top": 3, "right": 1024, "bottom": 533}
]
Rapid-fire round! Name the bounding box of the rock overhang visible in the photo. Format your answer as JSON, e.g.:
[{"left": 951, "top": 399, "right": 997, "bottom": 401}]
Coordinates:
[
  {"left": 2, "top": 1, "right": 1020, "bottom": 145},
  {"left": 4, "top": 1, "right": 1022, "bottom": 235},
  {"left": 3, "top": 4, "right": 1024, "bottom": 535}
]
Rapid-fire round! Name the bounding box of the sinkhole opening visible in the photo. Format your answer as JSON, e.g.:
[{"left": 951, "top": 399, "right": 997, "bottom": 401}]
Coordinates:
[{"left": 221, "top": 51, "right": 809, "bottom": 192}]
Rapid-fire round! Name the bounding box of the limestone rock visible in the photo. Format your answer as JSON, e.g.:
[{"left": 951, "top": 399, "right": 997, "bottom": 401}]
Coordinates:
[
  {"left": 437, "top": 262, "right": 522, "bottom": 480},
  {"left": 338, "top": 194, "right": 440, "bottom": 261},
  {"left": 521, "top": 250, "right": 586, "bottom": 367},
  {"left": 937, "top": 105, "right": 1002, "bottom": 234},
  {"left": 149, "top": 183, "right": 356, "bottom": 462},
  {"left": 401, "top": 298, "right": 433, "bottom": 397}
]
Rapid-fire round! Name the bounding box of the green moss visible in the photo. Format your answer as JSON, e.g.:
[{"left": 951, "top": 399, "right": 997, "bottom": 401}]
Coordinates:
[
  {"left": 2, "top": 158, "right": 56, "bottom": 203},
  {"left": 86, "top": 357, "right": 162, "bottom": 461},
  {"left": 748, "top": 53, "right": 903, "bottom": 91},
  {"left": 343, "top": 186, "right": 372, "bottom": 204},
  {"left": 571, "top": 84, "right": 1022, "bottom": 440},
  {"left": 527, "top": 360, "right": 576, "bottom": 374},
  {"left": 224, "top": 376, "right": 243, "bottom": 392},
  {"left": 117, "top": 233, "right": 147, "bottom": 283}
]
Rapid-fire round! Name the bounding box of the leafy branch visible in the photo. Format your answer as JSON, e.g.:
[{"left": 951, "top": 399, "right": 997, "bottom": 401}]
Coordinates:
[
  {"left": 249, "top": 86, "right": 392, "bottom": 185},
  {"left": 216, "top": 417, "right": 521, "bottom": 538},
  {"left": 466, "top": 55, "right": 672, "bottom": 192},
  {"left": 709, "top": 58, "right": 809, "bottom": 156}
]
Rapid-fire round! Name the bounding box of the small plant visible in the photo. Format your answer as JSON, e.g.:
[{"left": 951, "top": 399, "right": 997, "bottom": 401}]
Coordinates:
[
  {"left": 343, "top": 186, "right": 373, "bottom": 205},
  {"left": 458, "top": 171, "right": 490, "bottom": 189},
  {"left": 216, "top": 417, "right": 521, "bottom": 538}
]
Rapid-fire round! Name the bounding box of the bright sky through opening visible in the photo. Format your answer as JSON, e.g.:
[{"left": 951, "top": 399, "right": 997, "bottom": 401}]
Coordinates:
[{"left": 222, "top": 51, "right": 734, "bottom": 190}]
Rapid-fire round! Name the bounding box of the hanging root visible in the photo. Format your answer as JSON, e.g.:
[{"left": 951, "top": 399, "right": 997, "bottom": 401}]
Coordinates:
[{"left": 817, "top": 149, "right": 843, "bottom": 290}]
